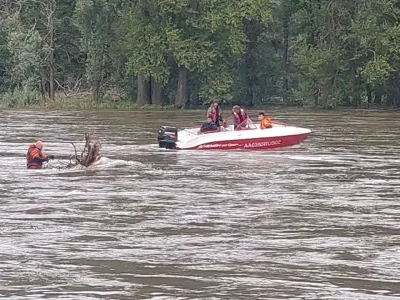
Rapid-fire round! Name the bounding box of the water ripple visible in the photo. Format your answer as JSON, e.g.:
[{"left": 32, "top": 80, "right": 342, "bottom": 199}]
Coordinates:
[{"left": 1, "top": 109, "right": 400, "bottom": 299}]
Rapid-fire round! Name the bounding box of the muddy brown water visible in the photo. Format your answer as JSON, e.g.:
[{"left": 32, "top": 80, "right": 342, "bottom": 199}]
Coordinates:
[{"left": 0, "top": 109, "right": 400, "bottom": 300}]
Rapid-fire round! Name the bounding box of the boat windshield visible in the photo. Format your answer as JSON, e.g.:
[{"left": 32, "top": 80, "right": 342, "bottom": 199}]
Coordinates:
[
  {"left": 234, "top": 116, "right": 257, "bottom": 130},
  {"left": 246, "top": 117, "right": 257, "bottom": 129}
]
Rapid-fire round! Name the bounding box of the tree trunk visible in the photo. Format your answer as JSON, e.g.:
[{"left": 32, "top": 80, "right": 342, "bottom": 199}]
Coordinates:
[
  {"left": 188, "top": 72, "right": 200, "bottom": 107},
  {"left": 394, "top": 93, "right": 400, "bottom": 108},
  {"left": 350, "top": 62, "right": 360, "bottom": 107},
  {"left": 306, "top": 1, "right": 316, "bottom": 48},
  {"left": 374, "top": 88, "right": 382, "bottom": 105},
  {"left": 128, "top": 76, "right": 136, "bottom": 102},
  {"left": 48, "top": 0, "right": 56, "bottom": 101},
  {"left": 386, "top": 78, "right": 397, "bottom": 107},
  {"left": 366, "top": 85, "right": 372, "bottom": 104},
  {"left": 393, "top": 76, "right": 400, "bottom": 107},
  {"left": 243, "top": 20, "right": 257, "bottom": 106},
  {"left": 92, "top": 79, "right": 101, "bottom": 102},
  {"left": 40, "top": 77, "right": 48, "bottom": 101},
  {"left": 282, "top": 11, "right": 290, "bottom": 104},
  {"left": 175, "top": 67, "right": 187, "bottom": 108},
  {"left": 386, "top": 92, "right": 394, "bottom": 107},
  {"left": 245, "top": 60, "right": 254, "bottom": 106},
  {"left": 321, "top": 81, "right": 331, "bottom": 108},
  {"left": 151, "top": 81, "right": 163, "bottom": 105},
  {"left": 137, "top": 74, "right": 150, "bottom": 105},
  {"left": 313, "top": 88, "right": 320, "bottom": 106}
]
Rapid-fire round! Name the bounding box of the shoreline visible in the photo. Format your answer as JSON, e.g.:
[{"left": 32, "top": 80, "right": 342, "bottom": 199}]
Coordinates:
[{"left": 1, "top": 102, "right": 400, "bottom": 113}]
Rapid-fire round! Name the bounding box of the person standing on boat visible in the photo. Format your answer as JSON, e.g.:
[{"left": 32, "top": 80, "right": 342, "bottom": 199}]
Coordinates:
[
  {"left": 232, "top": 105, "right": 248, "bottom": 129},
  {"left": 200, "top": 116, "right": 218, "bottom": 132},
  {"left": 258, "top": 112, "right": 273, "bottom": 129},
  {"left": 206, "top": 100, "right": 223, "bottom": 127},
  {"left": 26, "top": 141, "right": 54, "bottom": 169}
]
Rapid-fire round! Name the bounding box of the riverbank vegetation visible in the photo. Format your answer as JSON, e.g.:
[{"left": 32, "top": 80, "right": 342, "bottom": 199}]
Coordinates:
[{"left": 1, "top": 0, "right": 400, "bottom": 109}]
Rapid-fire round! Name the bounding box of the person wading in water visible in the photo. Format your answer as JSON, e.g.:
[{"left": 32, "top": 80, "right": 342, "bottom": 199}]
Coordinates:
[{"left": 26, "top": 141, "right": 54, "bottom": 169}]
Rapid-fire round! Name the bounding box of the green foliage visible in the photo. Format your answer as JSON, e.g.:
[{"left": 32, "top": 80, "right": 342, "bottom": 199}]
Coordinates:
[
  {"left": 0, "top": 86, "right": 41, "bottom": 107},
  {"left": 0, "top": 28, "right": 9, "bottom": 92},
  {"left": 358, "top": 56, "right": 393, "bottom": 85},
  {"left": 55, "top": 0, "right": 86, "bottom": 80},
  {"left": 124, "top": 12, "right": 170, "bottom": 84},
  {"left": 123, "top": 0, "right": 271, "bottom": 104},
  {"left": 75, "top": 0, "right": 127, "bottom": 101},
  {"left": 3, "top": 0, "right": 400, "bottom": 109},
  {"left": 3, "top": 13, "right": 44, "bottom": 89},
  {"left": 199, "top": 64, "right": 234, "bottom": 103}
]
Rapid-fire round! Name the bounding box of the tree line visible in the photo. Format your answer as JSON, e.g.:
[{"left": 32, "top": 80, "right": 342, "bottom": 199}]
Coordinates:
[{"left": 1, "top": 0, "right": 400, "bottom": 108}]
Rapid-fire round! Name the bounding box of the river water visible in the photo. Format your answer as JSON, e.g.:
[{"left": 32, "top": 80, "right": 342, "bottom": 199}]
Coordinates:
[{"left": 0, "top": 109, "right": 399, "bottom": 300}]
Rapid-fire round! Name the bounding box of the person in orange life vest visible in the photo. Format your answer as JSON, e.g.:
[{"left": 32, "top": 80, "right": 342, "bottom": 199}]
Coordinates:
[
  {"left": 26, "top": 141, "right": 54, "bottom": 169},
  {"left": 206, "top": 99, "right": 223, "bottom": 127},
  {"left": 232, "top": 105, "right": 247, "bottom": 129},
  {"left": 258, "top": 112, "right": 273, "bottom": 129}
]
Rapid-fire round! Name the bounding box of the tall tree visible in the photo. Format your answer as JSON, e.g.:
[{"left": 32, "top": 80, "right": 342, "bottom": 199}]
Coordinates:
[
  {"left": 124, "top": 0, "right": 170, "bottom": 105},
  {"left": 75, "top": 0, "right": 125, "bottom": 102},
  {"left": 124, "top": 0, "right": 271, "bottom": 107}
]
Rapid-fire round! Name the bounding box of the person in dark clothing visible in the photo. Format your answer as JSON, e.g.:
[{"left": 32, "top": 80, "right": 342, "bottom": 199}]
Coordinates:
[{"left": 200, "top": 116, "right": 218, "bottom": 132}]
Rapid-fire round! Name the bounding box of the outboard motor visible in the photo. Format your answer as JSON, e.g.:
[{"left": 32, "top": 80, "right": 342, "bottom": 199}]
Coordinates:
[{"left": 157, "top": 126, "right": 178, "bottom": 149}]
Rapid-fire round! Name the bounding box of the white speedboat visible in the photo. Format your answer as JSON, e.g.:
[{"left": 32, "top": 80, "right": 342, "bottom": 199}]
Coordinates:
[{"left": 157, "top": 118, "right": 311, "bottom": 150}]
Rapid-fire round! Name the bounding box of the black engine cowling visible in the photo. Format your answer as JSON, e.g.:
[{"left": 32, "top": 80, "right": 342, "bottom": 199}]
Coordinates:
[{"left": 157, "top": 126, "right": 178, "bottom": 149}]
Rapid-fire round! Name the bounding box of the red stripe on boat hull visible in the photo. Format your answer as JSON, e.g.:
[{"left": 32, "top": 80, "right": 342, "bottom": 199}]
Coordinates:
[{"left": 177, "top": 133, "right": 310, "bottom": 150}]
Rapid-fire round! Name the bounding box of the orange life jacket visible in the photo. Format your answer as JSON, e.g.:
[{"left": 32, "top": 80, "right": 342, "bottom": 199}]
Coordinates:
[
  {"left": 26, "top": 144, "right": 48, "bottom": 169},
  {"left": 260, "top": 116, "right": 273, "bottom": 129}
]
